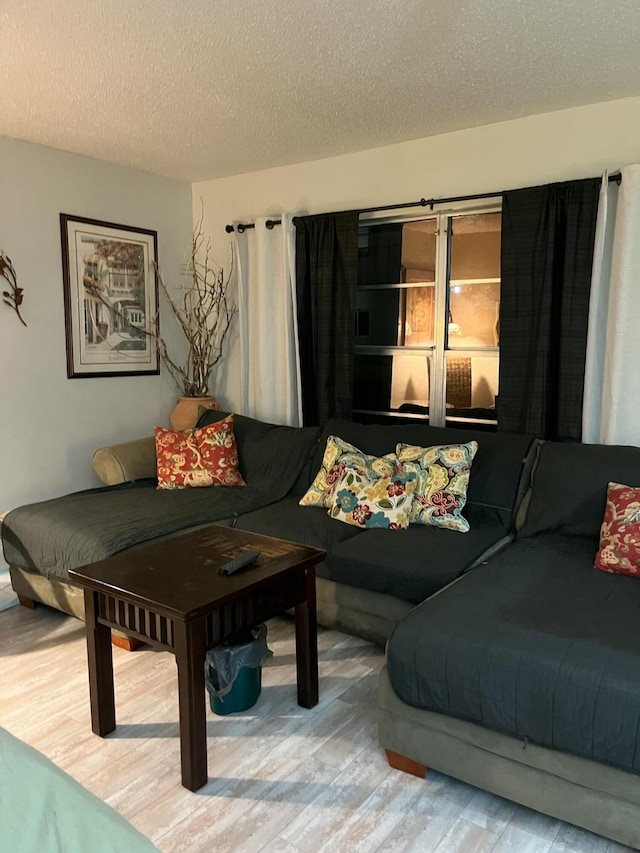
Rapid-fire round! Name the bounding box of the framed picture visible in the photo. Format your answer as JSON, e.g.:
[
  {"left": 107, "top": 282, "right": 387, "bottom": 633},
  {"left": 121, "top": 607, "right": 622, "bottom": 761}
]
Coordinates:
[{"left": 60, "top": 214, "right": 160, "bottom": 378}]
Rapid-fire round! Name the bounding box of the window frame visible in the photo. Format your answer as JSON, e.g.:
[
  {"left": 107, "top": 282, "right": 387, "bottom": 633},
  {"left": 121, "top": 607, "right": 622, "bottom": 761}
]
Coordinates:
[{"left": 355, "top": 199, "right": 502, "bottom": 427}]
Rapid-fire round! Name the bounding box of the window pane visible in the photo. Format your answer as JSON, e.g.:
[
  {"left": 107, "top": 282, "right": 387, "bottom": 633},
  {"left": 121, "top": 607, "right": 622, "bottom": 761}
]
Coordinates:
[
  {"left": 445, "top": 353, "right": 498, "bottom": 422},
  {"left": 404, "top": 286, "right": 435, "bottom": 346},
  {"left": 358, "top": 219, "right": 437, "bottom": 286},
  {"left": 390, "top": 353, "right": 431, "bottom": 412},
  {"left": 401, "top": 219, "right": 437, "bottom": 284},
  {"left": 356, "top": 285, "right": 435, "bottom": 347},
  {"left": 354, "top": 353, "right": 431, "bottom": 414},
  {"left": 355, "top": 290, "right": 401, "bottom": 346},
  {"left": 354, "top": 354, "right": 393, "bottom": 411},
  {"left": 449, "top": 212, "right": 501, "bottom": 280},
  {"left": 448, "top": 212, "right": 500, "bottom": 349},
  {"left": 358, "top": 224, "right": 403, "bottom": 285},
  {"left": 448, "top": 281, "right": 500, "bottom": 348}
]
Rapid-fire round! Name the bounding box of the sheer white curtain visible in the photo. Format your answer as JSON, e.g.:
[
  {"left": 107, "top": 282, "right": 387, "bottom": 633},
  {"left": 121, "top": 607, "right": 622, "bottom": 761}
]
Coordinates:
[
  {"left": 234, "top": 214, "right": 302, "bottom": 426},
  {"left": 582, "top": 172, "right": 617, "bottom": 442},
  {"left": 583, "top": 164, "right": 640, "bottom": 445}
]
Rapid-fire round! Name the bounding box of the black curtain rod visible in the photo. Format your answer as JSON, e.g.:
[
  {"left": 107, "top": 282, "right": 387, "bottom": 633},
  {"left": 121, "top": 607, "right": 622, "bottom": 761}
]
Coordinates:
[
  {"left": 225, "top": 173, "right": 622, "bottom": 233},
  {"left": 225, "top": 219, "right": 280, "bottom": 234}
]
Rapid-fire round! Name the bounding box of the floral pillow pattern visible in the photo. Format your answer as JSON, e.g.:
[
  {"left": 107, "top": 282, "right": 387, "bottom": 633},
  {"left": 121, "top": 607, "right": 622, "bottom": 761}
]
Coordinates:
[
  {"left": 155, "top": 415, "right": 246, "bottom": 490},
  {"left": 594, "top": 482, "right": 640, "bottom": 577},
  {"left": 329, "top": 468, "right": 418, "bottom": 530},
  {"left": 299, "top": 435, "right": 397, "bottom": 508},
  {"left": 396, "top": 441, "right": 478, "bottom": 533}
]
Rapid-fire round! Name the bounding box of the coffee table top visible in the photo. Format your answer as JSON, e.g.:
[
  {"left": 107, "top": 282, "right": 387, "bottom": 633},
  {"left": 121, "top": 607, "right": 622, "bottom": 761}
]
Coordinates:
[{"left": 69, "top": 525, "right": 325, "bottom": 620}]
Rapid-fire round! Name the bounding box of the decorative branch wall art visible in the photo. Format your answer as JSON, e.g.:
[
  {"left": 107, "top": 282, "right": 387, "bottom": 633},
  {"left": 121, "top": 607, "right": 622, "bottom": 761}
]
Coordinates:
[{"left": 0, "top": 250, "right": 26, "bottom": 326}]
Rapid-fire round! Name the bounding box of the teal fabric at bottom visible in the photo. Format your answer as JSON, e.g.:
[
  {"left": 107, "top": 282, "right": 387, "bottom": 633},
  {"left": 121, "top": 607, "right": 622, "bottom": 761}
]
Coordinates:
[{"left": 0, "top": 727, "right": 159, "bottom": 852}]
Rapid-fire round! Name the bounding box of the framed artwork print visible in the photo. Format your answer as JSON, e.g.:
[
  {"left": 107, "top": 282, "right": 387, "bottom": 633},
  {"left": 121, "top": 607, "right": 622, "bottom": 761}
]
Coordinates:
[{"left": 60, "top": 214, "right": 160, "bottom": 378}]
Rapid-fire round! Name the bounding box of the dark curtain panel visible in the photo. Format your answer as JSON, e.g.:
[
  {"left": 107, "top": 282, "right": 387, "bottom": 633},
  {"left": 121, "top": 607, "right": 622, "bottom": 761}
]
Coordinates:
[
  {"left": 498, "top": 178, "right": 600, "bottom": 440},
  {"left": 295, "top": 212, "right": 360, "bottom": 426}
]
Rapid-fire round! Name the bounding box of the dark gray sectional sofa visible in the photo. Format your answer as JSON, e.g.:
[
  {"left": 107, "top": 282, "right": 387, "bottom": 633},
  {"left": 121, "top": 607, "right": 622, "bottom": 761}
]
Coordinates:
[{"left": 3, "top": 411, "right": 640, "bottom": 847}]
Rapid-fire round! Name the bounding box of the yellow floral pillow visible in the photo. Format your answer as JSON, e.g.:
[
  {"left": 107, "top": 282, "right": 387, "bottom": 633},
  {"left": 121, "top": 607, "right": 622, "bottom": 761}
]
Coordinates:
[
  {"left": 397, "top": 441, "right": 478, "bottom": 533},
  {"left": 299, "top": 435, "right": 397, "bottom": 508},
  {"left": 328, "top": 469, "right": 417, "bottom": 530}
]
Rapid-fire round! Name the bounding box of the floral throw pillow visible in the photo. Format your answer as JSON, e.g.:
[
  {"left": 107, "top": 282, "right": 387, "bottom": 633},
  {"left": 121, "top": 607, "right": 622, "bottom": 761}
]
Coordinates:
[
  {"left": 396, "top": 441, "right": 478, "bottom": 533},
  {"left": 299, "top": 435, "right": 398, "bottom": 508},
  {"left": 594, "top": 482, "right": 640, "bottom": 577},
  {"left": 155, "top": 415, "right": 246, "bottom": 490},
  {"left": 329, "top": 469, "right": 418, "bottom": 530}
]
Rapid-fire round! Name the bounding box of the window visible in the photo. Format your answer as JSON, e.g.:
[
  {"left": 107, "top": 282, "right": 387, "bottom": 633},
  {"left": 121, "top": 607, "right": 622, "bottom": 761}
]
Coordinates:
[
  {"left": 354, "top": 207, "right": 501, "bottom": 427},
  {"left": 109, "top": 266, "right": 137, "bottom": 291}
]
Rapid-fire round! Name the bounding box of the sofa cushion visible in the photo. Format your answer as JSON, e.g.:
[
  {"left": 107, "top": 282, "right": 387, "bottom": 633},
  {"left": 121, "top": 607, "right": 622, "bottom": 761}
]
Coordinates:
[
  {"left": 198, "top": 409, "right": 320, "bottom": 488},
  {"left": 595, "top": 482, "right": 640, "bottom": 577},
  {"left": 232, "top": 497, "right": 362, "bottom": 551},
  {"left": 386, "top": 534, "right": 640, "bottom": 774},
  {"left": 397, "top": 441, "right": 477, "bottom": 533},
  {"left": 321, "top": 522, "right": 510, "bottom": 603},
  {"left": 299, "top": 435, "right": 397, "bottom": 508},
  {"left": 329, "top": 469, "right": 417, "bottom": 530},
  {"left": 155, "top": 417, "right": 245, "bottom": 489},
  {"left": 314, "top": 419, "right": 533, "bottom": 529},
  {"left": 521, "top": 441, "right": 640, "bottom": 540},
  {"left": 1, "top": 482, "right": 263, "bottom": 580}
]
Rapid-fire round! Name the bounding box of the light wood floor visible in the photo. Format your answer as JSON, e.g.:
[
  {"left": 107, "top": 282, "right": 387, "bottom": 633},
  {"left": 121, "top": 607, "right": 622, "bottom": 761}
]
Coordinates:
[{"left": 0, "top": 603, "right": 633, "bottom": 853}]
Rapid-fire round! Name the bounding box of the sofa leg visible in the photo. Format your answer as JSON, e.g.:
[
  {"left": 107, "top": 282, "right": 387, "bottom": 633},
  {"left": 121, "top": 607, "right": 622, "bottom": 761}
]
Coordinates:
[
  {"left": 385, "top": 749, "right": 427, "bottom": 778},
  {"left": 111, "top": 634, "right": 143, "bottom": 652},
  {"left": 18, "top": 594, "right": 36, "bottom": 609}
]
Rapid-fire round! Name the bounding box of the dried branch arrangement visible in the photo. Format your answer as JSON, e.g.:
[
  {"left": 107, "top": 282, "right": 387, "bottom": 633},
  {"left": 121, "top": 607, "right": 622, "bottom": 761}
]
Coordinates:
[
  {"left": 1, "top": 250, "right": 26, "bottom": 326},
  {"left": 152, "top": 222, "right": 235, "bottom": 397}
]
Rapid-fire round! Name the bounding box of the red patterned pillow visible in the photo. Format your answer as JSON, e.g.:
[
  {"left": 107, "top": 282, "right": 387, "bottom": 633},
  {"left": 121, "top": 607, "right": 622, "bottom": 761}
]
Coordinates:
[
  {"left": 594, "top": 482, "right": 640, "bottom": 577},
  {"left": 155, "top": 415, "right": 245, "bottom": 490}
]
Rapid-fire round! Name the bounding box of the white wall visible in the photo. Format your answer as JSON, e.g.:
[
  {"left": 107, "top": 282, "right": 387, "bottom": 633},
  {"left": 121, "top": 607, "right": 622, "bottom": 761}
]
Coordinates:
[
  {"left": 0, "top": 137, "right": 193, "bottom": 517},
  {"left": 194, "top": 96, "right": 640, "bottom": 411}
]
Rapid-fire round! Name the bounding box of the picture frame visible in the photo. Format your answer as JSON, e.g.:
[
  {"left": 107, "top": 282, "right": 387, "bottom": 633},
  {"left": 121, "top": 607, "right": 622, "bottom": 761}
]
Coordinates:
[{"left": 60, "top": 214, "right": 160, "bottom": 378}]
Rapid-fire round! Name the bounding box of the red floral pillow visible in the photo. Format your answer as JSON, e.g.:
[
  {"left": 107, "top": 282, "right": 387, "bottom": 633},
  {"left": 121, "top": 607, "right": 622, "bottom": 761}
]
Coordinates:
[
  {"left": 594, "top": 482, "right": 640, "bottom": 577},
  {"left": 155, "top": 415, "right": 245, "bottom": 490}
]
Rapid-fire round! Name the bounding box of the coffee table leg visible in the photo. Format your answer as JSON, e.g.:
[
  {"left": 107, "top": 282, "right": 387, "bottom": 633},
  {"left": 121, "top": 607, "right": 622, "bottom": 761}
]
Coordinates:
[
  {"left": 84, "top": 589, "right": 115, "bottom": 736},
  {"left": 295, "top": 567, "right": 319, "bottom": 708},
  {"left": 174, "top": 619, "right": 208, "bottom": 791}
]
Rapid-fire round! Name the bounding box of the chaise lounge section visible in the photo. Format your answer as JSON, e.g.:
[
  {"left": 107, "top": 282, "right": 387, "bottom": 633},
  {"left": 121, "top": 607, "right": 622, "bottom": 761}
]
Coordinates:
[{"left": 380, "top": 440, "right": 640, "bottom": 849}]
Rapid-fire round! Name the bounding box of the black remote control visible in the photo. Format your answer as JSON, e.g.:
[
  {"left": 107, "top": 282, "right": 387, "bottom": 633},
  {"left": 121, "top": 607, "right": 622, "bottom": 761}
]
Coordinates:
[{"left": 217, "top": 550, "right": 261, "bottom": 576}]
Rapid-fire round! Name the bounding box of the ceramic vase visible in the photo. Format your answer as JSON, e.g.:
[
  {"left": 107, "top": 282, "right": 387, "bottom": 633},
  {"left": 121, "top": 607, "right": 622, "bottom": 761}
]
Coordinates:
[{"left": 169, "top": 396, "right": 219, "bottom": 431}]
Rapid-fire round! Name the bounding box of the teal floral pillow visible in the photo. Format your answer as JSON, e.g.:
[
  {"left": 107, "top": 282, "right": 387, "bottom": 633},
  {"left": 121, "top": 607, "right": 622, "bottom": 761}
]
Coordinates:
[
  {"left": 299, "top": 435, "right": 397, "bottom": 508},
  {"left": 397, "top": 441, "right": 478, "bottom": 533},
  {"left": 328, "top": 469, "right": 417, "bottom": 530}
]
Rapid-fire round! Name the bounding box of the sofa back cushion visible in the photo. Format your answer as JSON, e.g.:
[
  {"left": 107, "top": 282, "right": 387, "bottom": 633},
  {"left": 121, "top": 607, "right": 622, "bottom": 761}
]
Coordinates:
[
  {"left": 197, "top": 410, "right": 320, "bottom": 494},
  {"left": 521, "top": 441, "right": 640, "bottom": 539},
  {"left": 313, "top": 419, "right": 534, "bottom": 529}
]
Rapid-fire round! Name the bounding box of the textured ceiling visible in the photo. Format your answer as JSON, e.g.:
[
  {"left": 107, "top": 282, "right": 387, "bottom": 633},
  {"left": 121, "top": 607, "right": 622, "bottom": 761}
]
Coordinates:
[{"left": 2, "top": 0, "right": 640, "bottom": 182}]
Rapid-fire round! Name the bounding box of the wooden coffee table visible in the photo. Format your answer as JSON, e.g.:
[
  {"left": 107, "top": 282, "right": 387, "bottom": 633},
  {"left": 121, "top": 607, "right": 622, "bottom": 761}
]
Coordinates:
[{"left": 69, "top": 526, "right": 325, "bottom": 791}]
